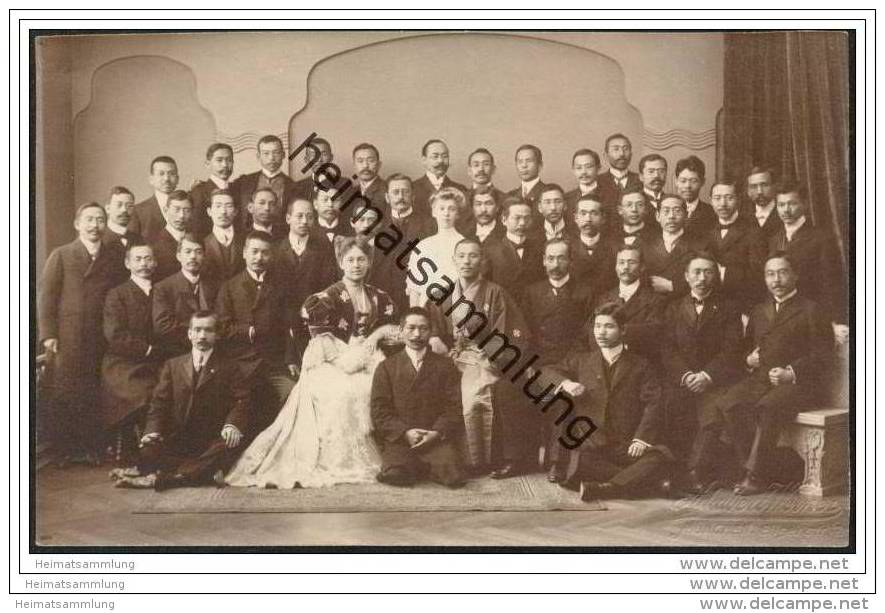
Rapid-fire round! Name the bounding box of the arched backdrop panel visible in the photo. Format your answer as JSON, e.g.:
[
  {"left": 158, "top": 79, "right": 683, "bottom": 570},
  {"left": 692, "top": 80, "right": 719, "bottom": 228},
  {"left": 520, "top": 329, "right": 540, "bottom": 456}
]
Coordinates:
[
  {"left": 74, "top": 55, "right": 216, "bottom": 206},
  {"left": 288, "top": 33, "right": 644, "bottom": 189}
]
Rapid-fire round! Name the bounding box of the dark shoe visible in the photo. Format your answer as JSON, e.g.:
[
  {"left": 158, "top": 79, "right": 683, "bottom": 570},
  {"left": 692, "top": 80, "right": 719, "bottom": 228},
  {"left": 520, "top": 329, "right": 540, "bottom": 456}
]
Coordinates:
[
  {"left": 154, "top": 472, "right": 190, "bottom": 492},
  {"left": 490, "top": 463, "right": 524, "bottom": 480},
  {"left": 444, "top": 479, "right": 467, "bottom": 489},
  {"left": 212, "top": 470, "right": 227, "bottom": 488},
  {"left": 579, "top": 481, "right": 618, "bottom": 502},
  {"left": 734, "top": 473, "right": 765, "bottom": 496},
  {"left": 658, "top": 478, "right": 686, "bottom": 500},
  {"left": 684, "top": 469, "right": 708, "bottom": 495},
  {"left": 376, "top": 469, "right": 415, "bottom": 487}
]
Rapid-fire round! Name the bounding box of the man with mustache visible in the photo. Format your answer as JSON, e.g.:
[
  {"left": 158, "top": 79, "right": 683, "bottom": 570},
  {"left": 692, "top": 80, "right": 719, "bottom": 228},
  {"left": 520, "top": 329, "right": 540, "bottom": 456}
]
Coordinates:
[
  {"left": 718, "top": 253, "right": 834, "bottom": 495},
  {"left": 483, "top": 197, "right": 545, "bottom": 305},
  {"left": 768, "top": 183, "right": 849, "bottom": 337},
  {"left": 597, "top": 133, "right": 642, "bottom": 216},
  {"left": 190, "top": 143, "right": 238, "bottom": 238},
  {"left": 639, "top": 153, "right": 668, "bottom": 224},
  {"left": 40, "top": 202, "right": 120, "bottom": 466},
  {"left": 463, "top": 185, "right": 505, "bottom": 244},
  {"left": 745, "top": 165, "right": 784, "bottom": 239},
  {"left": 313, "top": 186, "right": 352, "bottom": 245},
  {"left": 660, "top": 253, "right": 743, "bottom": 492},
  {"left": 101, "top": 242, "right": 162, "bottom": 467},
  {"left": 568, "top": 195, "right": 618, "bottom": 296},
  {"left": 614, "top": 186, "right": 658, "bottom": 248},
  {"left": 674, "top": 155, "right": 717, "bottom": 238},
  {"left": 531, "top": 184, "right": 577, "bottom": 243},
  {"left": 234, "top": 135, "right": 299, "bottom": 230},
  {"left": 150, "top": 190, "right": 195, "bottom": 282},
  {"left": 411, "top": 139, "right": 467, "bottom": 220},
  {"left": 565, "top": 148, "right": 602, "bottom": 216},
  {"left": 293, "top": 137, "right": 333, "bottom": 201},
  {"left": 128, "top": 156, "right": 180, "bottom": 244},
  {"left": 462, "top": 148, "right": 505, "bottom": 232},
  {"left": 202, "top": 188, "right": 245, "bottom": 283},
  {"left": 703, "top": 178, "right": 768, "bottom": 313},
  {"left": 507, "top": 144, "right": 548, "bottom": 214},
  {"left": 152, "top": 233, "right": 219, "bottom": 357},
  {"left": 352, "top": 142, "right": 389, "bottom": 219},
  {"left": 102, "top": 185, "right": 142, "bottom": 286},
  {"left": 371, "top": 307, "right": 466, "bottom": 488}
]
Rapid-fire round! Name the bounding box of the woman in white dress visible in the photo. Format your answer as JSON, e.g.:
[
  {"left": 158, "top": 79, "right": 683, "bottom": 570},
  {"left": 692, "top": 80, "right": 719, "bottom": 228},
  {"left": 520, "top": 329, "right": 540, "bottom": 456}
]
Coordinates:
[
  {"left": 406, "top": 187, "right": 466, "bottom": 307},
  {"left": 226, "top": 236, "right": 400, "bottom": 488}
]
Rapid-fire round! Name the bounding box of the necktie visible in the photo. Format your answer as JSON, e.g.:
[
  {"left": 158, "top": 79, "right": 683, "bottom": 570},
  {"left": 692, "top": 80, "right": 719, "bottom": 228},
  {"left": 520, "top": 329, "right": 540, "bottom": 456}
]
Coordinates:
[
  {"left": 120, "top": 236, "right": 128, "bottom": 247},
  {"left": 692, "top": 296, "right": 705, "bottom": 318},
  {"left": 774, "top": 300, "right": 781, "bottom": 313}
]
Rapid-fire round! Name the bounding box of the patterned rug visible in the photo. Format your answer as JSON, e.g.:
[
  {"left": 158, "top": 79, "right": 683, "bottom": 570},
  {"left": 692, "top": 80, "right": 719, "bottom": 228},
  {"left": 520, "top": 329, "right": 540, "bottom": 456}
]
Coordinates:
[{"left": 135, "top": 474, "right": 606, "bottom": 513}]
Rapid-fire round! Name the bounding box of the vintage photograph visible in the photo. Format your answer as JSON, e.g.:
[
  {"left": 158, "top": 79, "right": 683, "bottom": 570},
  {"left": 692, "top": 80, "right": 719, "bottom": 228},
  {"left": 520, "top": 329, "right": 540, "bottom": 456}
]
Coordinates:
[{"left": 32, "top": 29, "right": 853, "bottom": 548}]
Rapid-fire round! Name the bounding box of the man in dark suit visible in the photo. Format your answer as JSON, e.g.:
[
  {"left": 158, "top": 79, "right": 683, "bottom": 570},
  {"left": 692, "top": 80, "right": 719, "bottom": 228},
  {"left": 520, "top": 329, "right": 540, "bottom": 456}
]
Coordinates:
[
  {"left": 541, "top": 301, "right": 670, "bottom": 501},
  {"left": 101, "top": 185, "right": 141, "bottom": 286},
  {"left": 411, "top": 139, "right": 467, "bottom": 219},
  {"left": 705, "top": 178, "right": 768, "bottom": 313},
  {"left": 371, "top": 307, "right": 466, "bottom": 487},
  {"left": 768, "top": 182, "right": 849, "bottom": 333},
  {"left": 596, "top": 244, "right": 666, "bottom": 363},
  {"left": 202, "top": 188, "right": 245, "bottom": 283},
  {"left": 152, "top": 233, "right": 219, "bottom": 357},
  {"left": 644, "top": 195, "right": 712, "bottom": 300},
  {"left": 719, "top": 253, "right": 834, "bottom": 495},
  {"left": 190, "top": 143, "right": 236, "bottom": 238},
  {"left": 565, "top": 148, "right": 601, "bottom": 216},
  {"left": 462, "top": 148, "right": 505, "bottom": 233},
  {"left": 128, "top": 156, "right": 179, "bottom": 244},
  {"left": 523, "top": 239, "right": 595, "bottom": 482},
  {"left": 233, "top": 135, "right": 298, "bottom": 229},
  {"left": 371, "top": 173, "right": 435, "bottom": 312},
  {"left": 100, "top": 242, "right": 161, "bottom": 465},
  {"left": 597, "top": 133, "right": 642, "bottom": 217},
  {"left": 292, "top": 136, "right": 333, "bottom": 201},
  {"left": 245, "top": 187, "right": 287, "bottom": 242},
  {"left": 660, "top": 253, "right": 744, "bottom": 490},
  {"left": 568, "top": 195, "right": 617, "bottom": 296},
  {"left": 275, "top": 199, "right": 340, "bottom": 372},
  {"left": 615, "top": 186, "right": 658, "bottom": 247},
  {"left": 530, "top": 183, "right": 578, "bottom": 244},
  {"left": 216, "top": 231, "right": 295, "bottom": 430},
  {"left": 482, "top": 197, "right": 545, "bottom": 305},
  {"left": 639, "top": 153, "right": 668, "bottom": 222},
  {"left": 313, "top": 185, "right": 352, "bottom": 245},
  {"left": 352, "top": 142, "right": 389, "bottom": 219},
  {"left": 462, "top": 185, "right": 505, "bottom": 245},
  {"left": 507, "top": 144, "right": 547, "bottom": 212},
  {"left": 111, "top": 311, "right": 252, "bottom": 490},
  {"left": 745, "top": 165, "right": 784, "bottom": 239},
  {"left": 149, "top": 190, "right": 194, "bottom": 282},
  {"left": 39, "top": 203, "right": 120, "bottom": 465},
  {"left": 675, "top": 155, "right": 717, "bottom": 238}
]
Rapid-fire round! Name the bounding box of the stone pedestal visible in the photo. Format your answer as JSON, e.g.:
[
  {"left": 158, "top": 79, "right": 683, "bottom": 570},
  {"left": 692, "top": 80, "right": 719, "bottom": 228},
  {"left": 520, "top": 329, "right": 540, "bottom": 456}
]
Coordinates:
[{"left": 785, "top": 408, "right": 850, "bottom": 497}]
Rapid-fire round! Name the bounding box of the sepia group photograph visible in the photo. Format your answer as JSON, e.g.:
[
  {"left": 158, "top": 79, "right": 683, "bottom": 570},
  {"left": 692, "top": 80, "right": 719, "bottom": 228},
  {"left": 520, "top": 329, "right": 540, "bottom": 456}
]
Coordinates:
[{"left": 27, "top": 23, "right": 858, "bottom": 553}]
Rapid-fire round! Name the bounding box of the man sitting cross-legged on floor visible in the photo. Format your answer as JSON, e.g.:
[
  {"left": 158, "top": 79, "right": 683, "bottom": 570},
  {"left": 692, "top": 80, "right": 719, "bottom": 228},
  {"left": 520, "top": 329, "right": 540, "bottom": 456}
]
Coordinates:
[
  {"left": 370, "top": 307, "right": 466, "bottom": 488},
  {"left": 111, "top": 310, "right": 252, "bottom": 490},
  {"left": 539, "top": 301, "right": 673, "bottom": 502}
]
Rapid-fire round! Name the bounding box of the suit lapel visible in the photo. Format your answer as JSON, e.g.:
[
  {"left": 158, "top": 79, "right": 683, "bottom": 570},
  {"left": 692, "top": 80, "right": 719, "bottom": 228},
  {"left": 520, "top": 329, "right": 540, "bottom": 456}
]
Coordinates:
[
  {"left": 196, "top": 352, "right": 218, "bottom": 390},
  {"left": 771, "top": 296, "right": 802, "bottom": 328},
  {"left": 609, "top": 351, "right": 629, "bottom": 392}
]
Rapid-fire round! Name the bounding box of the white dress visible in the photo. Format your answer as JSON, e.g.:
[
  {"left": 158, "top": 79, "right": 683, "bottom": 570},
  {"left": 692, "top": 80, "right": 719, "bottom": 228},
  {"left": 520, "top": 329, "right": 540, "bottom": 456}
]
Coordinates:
[
  {"left": 406, "top": 227, "right": 465, "bottom": 306},
  {"left": 226, "top": 331, "right": 390, "bottom": 489}
]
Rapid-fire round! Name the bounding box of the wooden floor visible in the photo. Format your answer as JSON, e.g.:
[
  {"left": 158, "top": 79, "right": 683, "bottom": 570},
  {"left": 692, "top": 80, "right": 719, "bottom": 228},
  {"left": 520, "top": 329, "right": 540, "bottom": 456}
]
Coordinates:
[{"left": 35, "top": 464, "right": 850, "bottom": 548}]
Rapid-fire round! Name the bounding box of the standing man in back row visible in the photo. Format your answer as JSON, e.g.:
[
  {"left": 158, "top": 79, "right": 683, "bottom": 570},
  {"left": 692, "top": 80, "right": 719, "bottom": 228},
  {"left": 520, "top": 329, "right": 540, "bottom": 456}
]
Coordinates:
[
  {"left": 411, "top": 139, "right": 467, "bottom": 220},
  {"left": 235, "top": 135, "right": 299, "bottom": 231}
]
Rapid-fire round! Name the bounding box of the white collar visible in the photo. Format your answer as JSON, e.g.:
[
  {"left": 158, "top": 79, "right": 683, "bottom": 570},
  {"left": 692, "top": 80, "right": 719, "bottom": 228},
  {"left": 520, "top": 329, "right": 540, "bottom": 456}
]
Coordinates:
[
  {"left": 774, "top": 288, "right": 799, "bottom": 304},
  {"left": 609, "top": 167, "right": 628, "bottom": 180},
  {"left": 246, "top": 269, "right": 265, "bottom": 283},
  {"left": 404, "top": 346, "right": 427, "bottom": 370},
  {"left": 289, "top": 233, "right": 310, "bottom": 252},
  {"left": 130, "top": 275, "right": 152, "bottom": 295},
  {"left": 253, "top": 222, "right": 274, "bottom": 234},
  {"left": 192, "top": 347, "right": 214, "bottom": 368},
  {"left": 549, "top": 274, "right": 570, "bottom": 289},
  {"left": 580, "top": 232, "right": 601, "bottom": 247},
  {"left": 165, "top": 224, "right": 185, "bottom": 242},
  {"left": 719, "top": 211, "right": 740, "bottom": 226},
  {"left": 79, "top": 237, "right": 100, "bottom": 256},
  {"left": 181, "top": 270, "right": 201, "bottom": 285},
  {"left": 644, "top": 188, "right": 662, "bottom": 202},
  {"left": 756, "top": 199, "right": 776, "bottom": 216},
  {"left": 317, "top": 217, "right": 339, "bottom": 229},
  {"left": 521, "top": 177, "right": 540, "bottom": 194},
  {"left": 473, "top": 182, "right": 494, "bottom": 190},
  {"left": 475, "top": 219, "right": 497, "bottom": 236},
  {"left": 107, "top": 220, "right": 128, "bottom": 236},
  {"left": 686, "top": 199, "right": 699, "bottom": 214},
  {"left": 210, "top": 175, "right": 229, "bottom": 189},
  {"left": 784, "top": 216, "right": 807, "bottom": 239},
  {"left": 360, "top": 176, "right": 378, "bottom": 192},
  {"left": 426, "top": 172, "right": 446, "bottom": 189},
  {"left": 662, "top": 228, "right": 685, "bottom": 245},
  {"left": 599, "top": 344, "right": 624, "bottom": 365},
  {"left": 155, "top": 191, "right": 170, "bottom": 209},
  {"left": 580, "top": 181, "right": 599, "bottom": 194},
  {"left": 619, "top": 279, "right": 640, "bottom": 300},
  {"left": 213, "top": 225, "right": 235, "bottom": 244},
  {"left": 544, "top": 219, "right": 566, "bottom": 237},
  {"left": 261, "top": 168, "right": 282, "bottom": 180},
  {"left": 391, "top": 206, "right": 414, "bottom": 220},
  {"left": 691, "top": 289, "right": 712, "bottom": 302},
  {"left": 506, "top": 231, "right": 526, "bottom": 246},
  {"left": 623, "top": 222, "right": 645, "bottom": 234}
]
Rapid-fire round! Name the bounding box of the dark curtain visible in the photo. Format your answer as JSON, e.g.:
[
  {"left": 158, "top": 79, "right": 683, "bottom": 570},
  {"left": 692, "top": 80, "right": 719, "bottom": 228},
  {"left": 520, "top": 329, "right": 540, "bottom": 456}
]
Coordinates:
[{"left": 720, "top": 31, "right": 852, "bottom": 267}]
